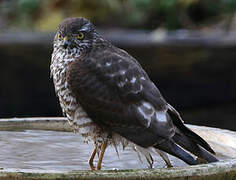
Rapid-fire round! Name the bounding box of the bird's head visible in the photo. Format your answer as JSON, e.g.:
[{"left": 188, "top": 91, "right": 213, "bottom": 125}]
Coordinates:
[{"left": 54, "top": 17, "right": 102, "bottom": 56}]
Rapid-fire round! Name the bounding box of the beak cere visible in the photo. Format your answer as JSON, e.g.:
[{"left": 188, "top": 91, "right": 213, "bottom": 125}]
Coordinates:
[{"left": 63, "top": 36, "right": 71, "bottom": 49}]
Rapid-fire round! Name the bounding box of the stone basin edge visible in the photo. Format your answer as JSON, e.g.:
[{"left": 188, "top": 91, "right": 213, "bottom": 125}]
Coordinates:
[{"left": 0, "top": 117, "right": 235, "bottom": 180}]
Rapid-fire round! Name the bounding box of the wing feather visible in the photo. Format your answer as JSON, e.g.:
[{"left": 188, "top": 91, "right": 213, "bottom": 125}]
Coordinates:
[{"left": 66, "top": 47, "right": 175, "bottom": 147}]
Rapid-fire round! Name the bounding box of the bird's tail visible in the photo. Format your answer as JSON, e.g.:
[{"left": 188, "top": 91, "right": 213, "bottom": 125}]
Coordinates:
[
  {"left": 154, "top": 140, "right": 199, "bottom": 165},
  {"left": 172, "top": 132, "right": 218, "bottom": 163},
  {"left": 153, "top": 133, "right": 218, "bottom": 165},
  {"left": 168, "top": 108, "right": 218, "bottom": 164},
  {"left": 154, "top": 109, "right": 219, "bottom": 165}
]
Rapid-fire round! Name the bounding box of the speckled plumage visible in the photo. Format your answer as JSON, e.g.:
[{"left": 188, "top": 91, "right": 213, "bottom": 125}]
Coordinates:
[
  {"left": 50, "top": 23, "right": 105, "bottom": 144},
  {"left": 51, "top": 17, "right": 218, "bottom": 169},
  {"left": 50, "top": 18, "right": 131, "bottom": 153}
]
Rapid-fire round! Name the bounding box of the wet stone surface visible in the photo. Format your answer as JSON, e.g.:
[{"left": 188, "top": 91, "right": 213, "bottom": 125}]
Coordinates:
[{"left": 0, "top": 130, "right": 191, "bottom": 171}]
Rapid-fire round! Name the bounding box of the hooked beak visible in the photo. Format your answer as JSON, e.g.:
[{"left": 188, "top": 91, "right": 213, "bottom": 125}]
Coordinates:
[{"left": 63, "top": 36, "right": 71, "bottom": 49}]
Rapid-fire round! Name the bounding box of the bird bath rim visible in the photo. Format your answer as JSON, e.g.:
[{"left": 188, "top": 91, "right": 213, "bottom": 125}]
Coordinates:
[{"left": 0, "top": 117, "right": 235, "bottom": 180}]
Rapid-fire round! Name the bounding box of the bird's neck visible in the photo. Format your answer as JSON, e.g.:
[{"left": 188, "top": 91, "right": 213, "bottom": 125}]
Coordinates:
[{"left": 92, "top": 32, "right": 113, "bottom": 49}]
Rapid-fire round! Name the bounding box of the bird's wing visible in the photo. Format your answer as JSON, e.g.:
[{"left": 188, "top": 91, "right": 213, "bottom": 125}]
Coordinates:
[
  {"left": 67, "top": 47, "right": 175, "bottom": 147},
  {"left": 66, "top": 47, "right": 217, "bottom": 163}
]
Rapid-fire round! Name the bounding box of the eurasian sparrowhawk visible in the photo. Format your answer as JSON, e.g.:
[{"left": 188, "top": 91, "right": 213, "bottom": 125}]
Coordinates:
[{"left": 50, "top": 17, "right": 218, "bottom": 170}]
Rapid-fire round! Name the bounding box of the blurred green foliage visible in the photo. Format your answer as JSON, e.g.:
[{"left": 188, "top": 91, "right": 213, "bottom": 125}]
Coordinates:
[{"left": 0, "top": 0, "right": 236, "bottom": 31}]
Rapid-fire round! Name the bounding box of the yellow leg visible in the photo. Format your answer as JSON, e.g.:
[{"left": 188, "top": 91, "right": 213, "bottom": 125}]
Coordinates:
[
  {"left": 96, "top": 142, "right": 107, "bottom": 170},
  {"left": 159, "top": 153, "right": 172, "bottom": 168},
  {"left": 89, "top": 148, "right": 97, "bottom": 170},
  {"left": 146, "top": 154, "right": 154, "bottom": 169}
]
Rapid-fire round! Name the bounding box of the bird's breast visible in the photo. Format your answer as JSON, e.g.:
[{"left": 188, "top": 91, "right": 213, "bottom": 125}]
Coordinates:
[{"left": 50, "top": 47, "right": 109, "bottom": 144}]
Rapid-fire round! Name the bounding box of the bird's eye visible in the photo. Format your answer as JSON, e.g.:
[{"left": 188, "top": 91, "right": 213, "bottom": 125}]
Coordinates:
[
  {"left": 77, "top": 32, "right": 84, "bottom": 40},
  {"left": 58, "top": 34, "right": 62, "bottom": 40}
]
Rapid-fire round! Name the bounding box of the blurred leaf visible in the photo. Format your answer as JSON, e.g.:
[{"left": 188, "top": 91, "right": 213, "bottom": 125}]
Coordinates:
[
  {"left": 35, "top": 11, "right": 64, "bottom": 31},
  {"left": 17, "top": 0, "right": 41, "bottom": 14},
  {"left": 1, "top": 0, "right": 236, "bottom": 31}
]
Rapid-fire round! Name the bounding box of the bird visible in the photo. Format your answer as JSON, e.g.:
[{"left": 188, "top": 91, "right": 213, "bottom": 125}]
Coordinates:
[{"left": 50, "top": 17, "right": 218, "bottom": 170}]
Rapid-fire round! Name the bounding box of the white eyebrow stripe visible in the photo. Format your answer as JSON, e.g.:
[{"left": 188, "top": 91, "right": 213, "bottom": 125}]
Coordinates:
[{"left": 80, "top": 24, "right": 90, "bottom": 31}]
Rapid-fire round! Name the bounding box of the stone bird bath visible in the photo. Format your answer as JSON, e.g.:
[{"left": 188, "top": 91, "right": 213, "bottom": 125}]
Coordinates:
[{"left": 0, "top": 117, "right": 235, "bottom": 180}]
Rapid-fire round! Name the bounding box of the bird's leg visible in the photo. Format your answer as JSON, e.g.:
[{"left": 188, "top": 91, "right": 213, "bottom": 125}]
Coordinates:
[
  {"left": 159, "top": 152, "right": 173, "bottom": 168},
  {"left": 96, "top": 142, "right": 107, "bottom": 170},
  {"left": 146, "top": 154, "right": 154, "bottom": 169},
  {"left": 155, "top": 149, "right": 173, "bottom": 168},
  {"left": 89, "top": 147, "right": 97, "bottom": 170}
]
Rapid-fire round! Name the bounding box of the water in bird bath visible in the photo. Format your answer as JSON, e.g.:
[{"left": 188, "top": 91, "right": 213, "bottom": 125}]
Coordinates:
[
  {"left": 0, "top": 130, "right": 193, "bottom": 171},
  {"left": 0, "top": 121, "right": 235, "bottom": 173}
]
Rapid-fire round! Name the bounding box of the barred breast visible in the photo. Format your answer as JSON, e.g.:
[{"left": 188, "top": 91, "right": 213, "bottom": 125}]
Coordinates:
[{"left": 50, "top": 46, "right": 107, "bottom": 143}]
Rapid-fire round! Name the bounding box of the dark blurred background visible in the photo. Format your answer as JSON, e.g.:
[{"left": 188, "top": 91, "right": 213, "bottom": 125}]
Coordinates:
[{"left": 0, "top": 0, "right": 235, "bottom": 130}]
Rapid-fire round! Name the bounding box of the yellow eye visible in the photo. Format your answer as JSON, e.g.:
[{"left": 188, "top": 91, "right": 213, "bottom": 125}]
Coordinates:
[
  {"left": 58, "top": 34, "right": 62, "bottom": 40},
  {"left": 77, "top": 32, "right": 84, "bottom": 40}
]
